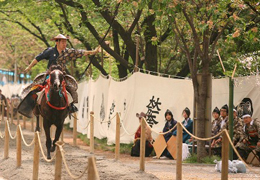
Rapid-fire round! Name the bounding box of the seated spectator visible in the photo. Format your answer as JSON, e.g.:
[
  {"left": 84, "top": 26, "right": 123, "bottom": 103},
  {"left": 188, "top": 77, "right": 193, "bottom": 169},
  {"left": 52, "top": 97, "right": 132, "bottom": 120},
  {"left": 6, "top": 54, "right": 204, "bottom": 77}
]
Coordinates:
[
  {"left": 212, "top": 104, "right": 229, "bottom": 149},
  {"left": 131, "top": 112, "right": 154, "bottom": 157},
  {"left": 236, "top": 109, "right": 260, "bottom": 160},
  {"left": 173, "top": 107, "right": 193, "bottom": 143},
  {"left": 160, "top": 109, "right": 177, "bottom": 159},
  {"left": 211, "top": 107, "right": 221, "bottom": 147},
  {"left": 233, "top": 108, "right": 244, "bottom": 146}
]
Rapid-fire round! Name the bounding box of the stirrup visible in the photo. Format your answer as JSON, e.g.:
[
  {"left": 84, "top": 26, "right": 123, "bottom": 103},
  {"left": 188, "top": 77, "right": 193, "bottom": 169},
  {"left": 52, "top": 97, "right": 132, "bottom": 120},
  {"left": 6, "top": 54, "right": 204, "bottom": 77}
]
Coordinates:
[{"left": 68, "top": 103, "right": 78, "bottom": 113}]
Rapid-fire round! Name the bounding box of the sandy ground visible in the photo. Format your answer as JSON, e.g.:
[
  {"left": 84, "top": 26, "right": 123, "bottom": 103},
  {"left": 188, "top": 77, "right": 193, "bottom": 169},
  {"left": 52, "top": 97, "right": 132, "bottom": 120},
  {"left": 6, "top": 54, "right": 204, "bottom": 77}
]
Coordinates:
[{"left": 0, "top": 118, "right": 260, "bottom": 180}]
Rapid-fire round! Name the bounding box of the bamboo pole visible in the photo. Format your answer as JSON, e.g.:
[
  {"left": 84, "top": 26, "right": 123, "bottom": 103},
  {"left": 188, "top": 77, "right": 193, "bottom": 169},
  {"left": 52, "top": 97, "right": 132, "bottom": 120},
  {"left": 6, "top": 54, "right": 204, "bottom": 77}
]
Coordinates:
[
  {"left": 54, "top": 142, "right": 63, "bottom": 180},
  {"left": 6, "top": 103, "right": 9, "bottom": 121},
  {"left": 216, "top": 49, "right": 226, "bottom": 73},
  {"left": 73, "top": 112, "right": 77, "bottom": 146},
  {"left": 176, "top": 123, "right": 183, "bottom": 180},
  {"left": 88, "top": 156, "right": 100, "bottom": 180},
  {"left": 16, "top": 112, "right": 19, "bottom": 125},
  {"left": 115, "top": 113, "right": 120, "bottom": 160},
  {"left": 16, "top": 126, "right": 22, "bottom": 167},
  {"left": 221, "top": 131, "right": 229, "bottom": 180},
  {"left": 90, "top": 111, "right": 94, "bottom": 154},
  {"left": 4, "top": 120, "right": 9, "bottom": 159},
  {"left": 32, "top": 132, "right": 40, "bottom": 180},
  {"left": 135, "top": 33, "right": 140, "bottom": 72},
  {"left": 139, "top": 117, "right": 146, "bottom": 171},
  {"left": 229, "top": 77, "right": 234, "bottom": 160}
]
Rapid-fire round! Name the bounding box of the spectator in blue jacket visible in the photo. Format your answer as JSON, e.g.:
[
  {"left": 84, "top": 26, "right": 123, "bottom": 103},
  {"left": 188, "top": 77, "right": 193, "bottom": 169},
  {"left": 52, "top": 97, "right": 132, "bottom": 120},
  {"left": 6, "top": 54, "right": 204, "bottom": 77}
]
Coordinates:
[{"left": 173, "top": 107, "right": 193, "bottom": 143}]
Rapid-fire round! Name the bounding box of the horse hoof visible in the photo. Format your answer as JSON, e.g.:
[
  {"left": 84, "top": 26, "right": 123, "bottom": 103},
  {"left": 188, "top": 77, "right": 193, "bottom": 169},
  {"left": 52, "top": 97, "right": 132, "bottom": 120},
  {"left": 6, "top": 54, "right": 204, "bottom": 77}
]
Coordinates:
[
  {"left": 35, "top": 127, "right": 41, "bottom": 132},
  {"left": 50, "top": 146, "right": 56, "bottom": 152}
]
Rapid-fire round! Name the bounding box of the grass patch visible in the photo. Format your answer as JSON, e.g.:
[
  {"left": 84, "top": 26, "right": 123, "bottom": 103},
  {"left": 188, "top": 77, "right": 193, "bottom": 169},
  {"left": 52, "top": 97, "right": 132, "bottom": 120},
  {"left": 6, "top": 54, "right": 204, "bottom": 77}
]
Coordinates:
[
  {"left": 77, "top": 133, "right": 133, "bottom": 154},
  {"left": 184, "top": 154, "right": 221, "bottom": 164}
]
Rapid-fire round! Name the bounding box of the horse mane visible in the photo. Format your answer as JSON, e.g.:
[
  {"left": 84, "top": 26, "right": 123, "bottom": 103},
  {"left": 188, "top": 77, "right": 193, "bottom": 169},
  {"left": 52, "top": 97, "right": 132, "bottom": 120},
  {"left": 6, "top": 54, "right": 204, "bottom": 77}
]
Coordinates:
[{"left": 48, "top": 65, "right": 64, "bottom": 73}]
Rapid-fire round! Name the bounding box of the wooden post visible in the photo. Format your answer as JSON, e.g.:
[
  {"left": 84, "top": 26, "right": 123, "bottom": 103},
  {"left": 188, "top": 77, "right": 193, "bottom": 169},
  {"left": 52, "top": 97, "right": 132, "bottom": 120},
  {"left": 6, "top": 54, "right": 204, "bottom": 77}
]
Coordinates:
[
  {"left": 6, "top": 103, "right": 9, "bottom": 121},
  {"left": 16, "top": 112, "right": 19, "bottom": 125},
  {"left": 221, "top": 131, "right": 229, "bottom": 180},
  {"left": 32, "top": 132, "right": 40, "bottom": 180},
  {"left": 2, "top": 101, "right": 5, "bottom": 121},
  {"left": 88, "top": 156, "right": 100, "bottom": 180},
  {"left": 115, "top": 113, "right": 120, "bottom": 160},
  {"left": 23, "top": 116, "right": 26, "bottom": 129},
  {"left": 139, "top": 117, "right": 146, "bottom": 171},
  {"left": 54, "top": 141, "right": 63, "bottom": 180},
  {"left": 4, "top": 120, "right": 9, "bottom": 159},
  {"left": 228, "top": 77, "right": 234, "bottom": 160},
  {"left": 176, "top": 123, "right": 183, "bottom": 180},
  {"left": 90, "top": 111, "right": 94, "bottom": 154},
  {"left": 16, "top": 126, "right": 22, "bottom": 167},
  {"left": 60, "top": 129, "right": 64, "bottom": 142},
  {"left": 39, "top": 116, "right": 43, "bottom": 134},
  {"left": 11, "top": 102, "right": 14, "bottom": 124},
  {"left": 73, "top": 112, "right": 77, "bottom": 146},
  {"left": 31, "top": 118, "right": 34, "bottom": 132}
]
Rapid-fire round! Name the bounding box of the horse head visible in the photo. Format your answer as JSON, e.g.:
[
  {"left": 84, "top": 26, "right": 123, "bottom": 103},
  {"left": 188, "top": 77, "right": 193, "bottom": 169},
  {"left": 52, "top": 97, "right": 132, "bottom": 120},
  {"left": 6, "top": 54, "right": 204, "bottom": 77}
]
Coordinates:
[{"left": 48, "top": 65, "right": 65, "bottom": 92}]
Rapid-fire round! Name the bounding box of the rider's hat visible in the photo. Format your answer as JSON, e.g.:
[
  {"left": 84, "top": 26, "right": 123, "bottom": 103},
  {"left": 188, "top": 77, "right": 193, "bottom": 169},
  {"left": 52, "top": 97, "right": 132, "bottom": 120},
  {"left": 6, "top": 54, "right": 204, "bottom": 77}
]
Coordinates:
[{"left": 51, "top": 34, "right": 69, "bottom": 41}]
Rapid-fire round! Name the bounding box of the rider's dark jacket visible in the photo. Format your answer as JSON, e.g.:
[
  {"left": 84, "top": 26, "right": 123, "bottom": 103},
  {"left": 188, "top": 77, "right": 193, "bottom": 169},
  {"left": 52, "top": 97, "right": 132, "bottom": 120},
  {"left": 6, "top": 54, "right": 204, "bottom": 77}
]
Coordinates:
[{"left": 35, "top": 46, "right": 85, "bottom": 70}]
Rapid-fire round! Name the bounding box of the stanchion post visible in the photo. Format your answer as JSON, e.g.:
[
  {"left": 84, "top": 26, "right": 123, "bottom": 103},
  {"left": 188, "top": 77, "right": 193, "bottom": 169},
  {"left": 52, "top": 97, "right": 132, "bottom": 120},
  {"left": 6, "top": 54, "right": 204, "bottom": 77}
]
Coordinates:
[
  {"left": 11, "top": 101, "right": 14, "bottom": 124},
  {"left": 23, "top": 116, "right": 26, "bottom": 129},
  {"left": 4, "top": 120, "right": 9, "bottom": 159},
  {"left": 32, "top": 132, "right": 40, "bottom": 180},
  {"left": 16, "top": 112, "right": 19, "bottom": 125},
  {"left": 60, "top": 129, "right": 64, "bottom": 142},
  {"left": 7, "top": 103, "right": 9, "bottom": 120},
  {"left": 73, "top": 112, "right": 77, "bottom": 146},
  {"left": 115, "top": 113, "right": 120, "bottom": 160},
  {"left": 139, "top": 117, "right": 146, "bottom": 171},
  {"left": 88, "top": 156, "right": 100, "bottom": 180},
  {"left": 39, "top": 115, "right": 43, "bottom": 134},
  {"left": 54, "top": 141, "right": 63, "bottom": 180},
  {"left": 90, "top": 111, "right": 94, "bottom": 154},
  {"left": 221, "top": 131, "right": 229, "bottom": 180},
  {"left": 17, "top": 126, "right": 22, "bottom": 167},
  {"left": 2, "top": 100, "right": 5, "bottom": 121},
  {"left": 176, "top": 123, "right": 183, "bottom": 180}
]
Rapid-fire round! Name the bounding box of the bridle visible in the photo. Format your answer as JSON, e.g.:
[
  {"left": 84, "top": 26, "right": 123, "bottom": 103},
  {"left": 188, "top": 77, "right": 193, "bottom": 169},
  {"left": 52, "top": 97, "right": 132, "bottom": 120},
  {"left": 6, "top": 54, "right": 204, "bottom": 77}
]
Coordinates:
[{"left": 45, "top": 70, "right": 68, "bottom": 110}]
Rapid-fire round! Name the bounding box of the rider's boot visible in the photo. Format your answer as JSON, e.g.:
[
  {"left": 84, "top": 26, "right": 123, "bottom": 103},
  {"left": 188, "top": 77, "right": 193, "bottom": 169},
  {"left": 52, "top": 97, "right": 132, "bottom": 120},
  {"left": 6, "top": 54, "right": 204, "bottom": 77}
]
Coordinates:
[{"left": 69, "top": 103, "right": 78, "bottom": 113}]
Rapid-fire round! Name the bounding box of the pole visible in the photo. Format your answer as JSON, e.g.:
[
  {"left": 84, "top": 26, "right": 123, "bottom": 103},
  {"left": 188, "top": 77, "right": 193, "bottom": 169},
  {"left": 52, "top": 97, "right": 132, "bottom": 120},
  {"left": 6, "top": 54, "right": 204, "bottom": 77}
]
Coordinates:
[
  {"left": 23, "top": 115, "right": 26, "bottom": 129},
  {"left": 6, "top": 103, "right": 9, "bottom": 120},
  {"left": 228, "top": 77, "right": 234, "bottom": 160},
  {"left": 16, "top": 126, "right": 22, "bottom": 167},
  {"left": 176, "top": 123, "right": 183, "bottom": 180},
  {"left": 90, "top": 111, "right": 94, "bottom": 154},
  {"left": 139, "top": 117, "right": 146, "bottom": 171},
  {"left": 221, "top": 131, "right": 229, "bottom": 180},
  {"left": 31, "top": 117, "right": 34, "bottom": 132},
  {"left": 135, "top": 33, "right": 140, "bottom": 72},
  {"left": 54, "top": 142, "right": 63, "bottom": 180},
  {"left": 11, "top": 101, "right": 14, "bottom": 124},
  {"left": 73, "top": 112, "right": 77, "bottom": 146},
  {"left": 32, "top": 132, "right": 40, "bottom": 180},
  {"left": 88, "top": 156, "right": 100, "bottom": 180},
  {"left": 4, "top": 120, "right": 9, "bottom": 159},
  {"left": 2, "top": 100, "right": 5, "bottom": 121},
  {"left": 115, "top": 113, "right": 120, "bottom": 160}
]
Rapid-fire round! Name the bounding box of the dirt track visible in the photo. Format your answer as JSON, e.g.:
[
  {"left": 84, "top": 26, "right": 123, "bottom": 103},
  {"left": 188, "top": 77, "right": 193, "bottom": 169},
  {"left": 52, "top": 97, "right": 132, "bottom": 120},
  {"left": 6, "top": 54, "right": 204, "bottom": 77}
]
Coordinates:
[{"left": 0, "top": 119, "right": 260, "bottom": 180}]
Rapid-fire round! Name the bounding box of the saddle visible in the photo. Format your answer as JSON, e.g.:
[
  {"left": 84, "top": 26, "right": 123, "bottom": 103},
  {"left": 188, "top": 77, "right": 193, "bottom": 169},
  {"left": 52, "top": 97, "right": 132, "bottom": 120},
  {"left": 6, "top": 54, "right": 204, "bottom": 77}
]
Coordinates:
[{"left": 18, "top": 72, "right": 77, "bottom": 118}]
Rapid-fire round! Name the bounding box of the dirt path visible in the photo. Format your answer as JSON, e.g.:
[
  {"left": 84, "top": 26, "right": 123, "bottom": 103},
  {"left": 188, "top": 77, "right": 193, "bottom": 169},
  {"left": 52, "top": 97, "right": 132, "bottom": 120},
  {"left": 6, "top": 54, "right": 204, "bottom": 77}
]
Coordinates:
[{"left": 0, "top": 118, "right": 260, "bottom": 180}]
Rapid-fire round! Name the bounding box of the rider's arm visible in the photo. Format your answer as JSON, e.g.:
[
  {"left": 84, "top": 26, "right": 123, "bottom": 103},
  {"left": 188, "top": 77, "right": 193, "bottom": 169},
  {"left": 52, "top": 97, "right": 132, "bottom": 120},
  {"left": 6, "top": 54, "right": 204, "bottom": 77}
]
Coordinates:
[
  {"left": 24, "top": 59, "right": 38, "bottom": 73},
  {"left": 83, "top": 45, "right": 101, "bottom": 56}
]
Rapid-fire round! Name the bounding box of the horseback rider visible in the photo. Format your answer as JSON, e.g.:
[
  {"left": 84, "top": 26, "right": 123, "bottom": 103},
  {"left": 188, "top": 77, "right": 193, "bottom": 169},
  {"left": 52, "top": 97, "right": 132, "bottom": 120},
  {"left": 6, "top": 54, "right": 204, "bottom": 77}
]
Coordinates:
[{"left": 24, "top": 34, "right": 101, "bottom": 113}]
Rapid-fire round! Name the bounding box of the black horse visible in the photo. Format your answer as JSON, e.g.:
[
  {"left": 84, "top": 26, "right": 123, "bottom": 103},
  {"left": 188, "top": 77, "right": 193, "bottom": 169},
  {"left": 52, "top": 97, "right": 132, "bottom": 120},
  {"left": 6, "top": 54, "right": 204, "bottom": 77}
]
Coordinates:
[{"left": 34, "top": 65, "right": 69, "bottom": 159}]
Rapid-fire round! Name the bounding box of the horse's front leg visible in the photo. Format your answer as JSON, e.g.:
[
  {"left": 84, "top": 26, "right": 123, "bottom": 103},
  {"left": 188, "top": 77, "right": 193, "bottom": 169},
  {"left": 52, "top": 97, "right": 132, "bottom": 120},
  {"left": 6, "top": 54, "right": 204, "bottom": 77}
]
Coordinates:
[
  {"left": 35, "top": 116, "right": 41, "bottom": 132},
  {"left": 51, "top": 125, "right": 63, "bottom": 152},
  {"left": 43, "top": 122, "right": 52, "bottom": 159}
]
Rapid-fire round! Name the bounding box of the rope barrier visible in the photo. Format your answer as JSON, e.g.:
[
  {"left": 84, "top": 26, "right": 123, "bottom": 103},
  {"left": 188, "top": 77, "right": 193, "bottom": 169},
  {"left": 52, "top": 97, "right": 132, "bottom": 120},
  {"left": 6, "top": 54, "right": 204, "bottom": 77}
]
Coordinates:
[
  {"left": 6, "top": 120, "right": 17, "bottom": 140},
  {"left": 19, "top": 125, "right": 35, "bottom": 147},
  {"left": 57, "top": 144, "right": 89, "bottom": 179},
  {"left": 83, "top": 120, "right": 90, "bottom": 130},
  {"left": 224, "top": 130, "right": 260, "bottom": 176},
  {"left": 90, "top": 113, "right": 117, "bottom": 124},
  {"left": 120, "top": 120, "right": 136, "bottom": 136},
  {"left": 36, "top": 132, "right": 56, "bottom": 162},
  {"left": 179, "top": 122, "right": 223, "bottom": 141}
]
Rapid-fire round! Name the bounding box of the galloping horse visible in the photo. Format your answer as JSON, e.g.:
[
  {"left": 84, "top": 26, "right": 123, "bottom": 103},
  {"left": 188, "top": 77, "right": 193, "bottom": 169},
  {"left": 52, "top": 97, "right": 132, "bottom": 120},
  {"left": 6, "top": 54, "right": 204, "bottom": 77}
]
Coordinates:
[{"left": 34, "top": 65, "right": 69, "bottom": 159}]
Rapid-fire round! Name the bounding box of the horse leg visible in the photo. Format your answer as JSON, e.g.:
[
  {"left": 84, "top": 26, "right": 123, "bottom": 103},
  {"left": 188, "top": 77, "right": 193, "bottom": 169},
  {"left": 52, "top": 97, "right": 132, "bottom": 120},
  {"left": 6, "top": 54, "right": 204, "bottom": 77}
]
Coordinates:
[
  {"left": 50, "top": 125, "right": 63, "bottom": 152},
  {"left": 35, "top": 116, "right": 41, "bottom": 132},
  {"left": 43, "top": 122, "right": 52, "bottom": 159}
]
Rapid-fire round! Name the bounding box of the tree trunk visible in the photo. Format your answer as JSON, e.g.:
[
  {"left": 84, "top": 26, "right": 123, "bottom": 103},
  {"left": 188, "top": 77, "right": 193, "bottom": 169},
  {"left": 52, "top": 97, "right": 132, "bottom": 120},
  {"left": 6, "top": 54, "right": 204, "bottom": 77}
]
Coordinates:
[{"left": 143, "top": 14, "right": 157, "bottom": 72}]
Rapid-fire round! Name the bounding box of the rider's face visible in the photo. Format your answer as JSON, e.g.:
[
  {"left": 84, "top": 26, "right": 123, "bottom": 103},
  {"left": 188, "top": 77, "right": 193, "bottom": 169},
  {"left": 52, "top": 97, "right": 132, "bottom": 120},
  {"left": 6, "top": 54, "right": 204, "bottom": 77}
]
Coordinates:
[{"left": 56, "top": 39, "right": 67, "bottom": 50}]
